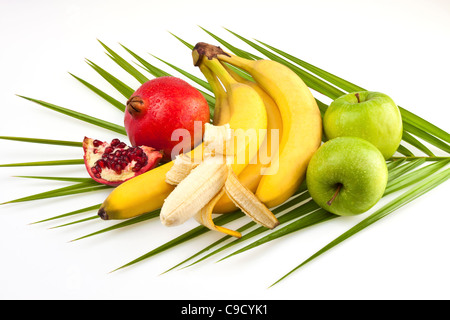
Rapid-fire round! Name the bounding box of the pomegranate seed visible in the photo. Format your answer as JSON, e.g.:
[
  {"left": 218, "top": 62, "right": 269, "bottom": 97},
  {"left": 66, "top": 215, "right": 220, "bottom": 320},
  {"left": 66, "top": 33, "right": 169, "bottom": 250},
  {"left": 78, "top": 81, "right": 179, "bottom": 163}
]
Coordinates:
[
  {"left": 111, "top": 138, "right": 120, "bottom": 147},
  {"left": 132, "top": 164, "right": 141, "bottom": 172},
  {"left": 135, "top": 148, "right": 143, "bottom": 156},
  {"left": 104, "top": 147, "right": 113, "bottom": 154},
  {"left": 91, "top": 167, "right": 98, "bottom": 174},
  {"left": 117, "top": 142, "right": 127, "bottom": 148},
  {"left": 113, "top": 164, "right": 122, "bottom": 174},
  {"left": 97, "top": 160, "right": 106, "bottom": 168},
  {"left": 93, "top": 139, "right": 102, "bottom": 147}
]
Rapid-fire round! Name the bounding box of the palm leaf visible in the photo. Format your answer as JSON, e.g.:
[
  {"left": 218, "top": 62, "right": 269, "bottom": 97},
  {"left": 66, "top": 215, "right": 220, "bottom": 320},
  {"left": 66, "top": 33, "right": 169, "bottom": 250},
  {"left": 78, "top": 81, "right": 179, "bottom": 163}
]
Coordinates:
[
  {"left": 401, "top": 131, "right": 434, "bottom": 157},
  {"left": 0, "top": 136, "right": 82, "bottom": 147},
  {"left": 15, "top": 176, "right": 93, "bottom": 183},
  {"left": 223, "top": 28, "right": 345, "bottom": 99},
  {"left": 213, "top": 160, "right": 446, "bottom": 266},
  {"left": 384, "top": 158, "right": 450, "bottom": 195},
  {"left": 120, "top": 44, "right": 171, "bottom": 78},
  {"left": 85, "top": 59, "right": 135, "bottom": 99},
  {"left": 70, "top": 209, "right": 161, "bottom": 242},
  {"left": 199, "top": 26, "right": 260, "bottom": 60},
  {"left": 1, "top": 182, "right": 110, "bottom": 205},
  {"left": 165, "top": 157, "right": 436, "bottom": 271},
  {"left": 223, "top": 29, "right": 450, "bottom": 154},
  {"left": 270, "top": 166, "right": 450, "bottom": 287},
  {"left": 50, "top": 215, "right": 99, "bottom": 229},
  {"left": 110, "top": 211, "right": 244, "bottom": 272},
  {"left": 253, "top": 37, "right": 450, "bottom": 145},
  {"left": 30, "top": 203, "right": 102, "bottom": 224},
  {"left": 396, "top": 144, "right": 415, "bottom": 157},
  {"left": 151, "top": 54, "right": 211, "bottom": 91},
  {"left": 69, "top": 72, "right": 126, "bottom": 112},
  {"left": 180, "top": 196, "right": 323, "bottom": 270},
  {"left": 219, "top": 209, "right": 335, "bottom": 264},
  {"left": 17, "top": 95, "right": 127, "bottom": 135},
  {"left": 0, "top": 159, "right": 84, "bottom": 167},
  {"left": 98, "top": 39, "right": 150, "bottom": 85},
  {"left": 111, "top": 185, "right": 307, "bottom": 272}
]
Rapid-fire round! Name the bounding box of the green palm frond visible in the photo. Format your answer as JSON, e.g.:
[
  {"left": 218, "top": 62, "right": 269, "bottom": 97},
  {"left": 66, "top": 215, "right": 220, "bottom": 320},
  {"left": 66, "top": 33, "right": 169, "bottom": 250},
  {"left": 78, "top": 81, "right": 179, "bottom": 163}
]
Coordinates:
[
  {"left": 85, "top": 59, "right": 135, "bottom": 99},
  {"left": 69, "top": 72, "right": 126, "bottom": 112},
  {"left": 1, "top": 29, "right": 448, "bottom": 288},
  {"left": 0, "top": 136, "right": 82, "bottom": 147},
  {"left": 270, "top": 166, "right": 450, "bottom": 287},
  {"left": 30, "top": 203, "right": 102, "bottom": 224},
  {"left": 0, "top": 159, "right": 84, "bottom": 167},
  {"left": 17, "top": 95, "right": 127, "bottom": 135}
]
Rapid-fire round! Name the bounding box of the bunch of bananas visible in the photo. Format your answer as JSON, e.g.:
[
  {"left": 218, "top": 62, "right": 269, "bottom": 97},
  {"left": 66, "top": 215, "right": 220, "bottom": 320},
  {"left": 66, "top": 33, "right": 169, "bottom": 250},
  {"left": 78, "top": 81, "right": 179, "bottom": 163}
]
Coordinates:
[{"left": 97, "top": 42, "right": 322, "bottom": 238}]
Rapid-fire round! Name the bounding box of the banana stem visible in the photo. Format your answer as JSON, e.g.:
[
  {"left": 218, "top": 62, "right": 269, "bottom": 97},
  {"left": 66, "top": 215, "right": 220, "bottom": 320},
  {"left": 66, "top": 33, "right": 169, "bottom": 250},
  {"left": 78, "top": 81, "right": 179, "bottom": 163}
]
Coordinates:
[
  {"left": 217, "top": 53, "right": 252, "bottom": 73},
  {"left": 221, "top": 62, "right": 249, "bottom": 84},
  {"left": 199, "top": 64, "right": 225, "bottom": 100},
  {"left": 203, "top": 58, "right": 237, "bottom": 92},
  {"left": 199, "top": 63, "right": 231, "bottom": 125}
]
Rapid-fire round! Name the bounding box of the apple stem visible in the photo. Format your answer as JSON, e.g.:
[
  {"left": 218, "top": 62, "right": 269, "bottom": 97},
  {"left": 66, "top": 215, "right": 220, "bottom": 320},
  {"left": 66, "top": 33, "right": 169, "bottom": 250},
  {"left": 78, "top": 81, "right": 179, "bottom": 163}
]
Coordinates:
[
  {"left": 327, "top": 183, "right": 342, "bottom": 206},
  {"left": 355, "top": 93, "right": 361, "bottom": 103}
]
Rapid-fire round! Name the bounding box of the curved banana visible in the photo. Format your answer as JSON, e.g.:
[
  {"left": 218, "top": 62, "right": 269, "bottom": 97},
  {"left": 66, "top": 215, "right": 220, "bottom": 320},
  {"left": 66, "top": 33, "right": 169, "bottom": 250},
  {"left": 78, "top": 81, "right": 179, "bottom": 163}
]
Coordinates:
[
  {"left": 217, "top": 49, "right": 322, "bottom": 209},
  {"left": 213, "top": 63, "right": 283, "bottom": 213},
  {"left": 199, "top": 63, "right": 231, "bottom": 126},
  {"left": 97, "top": 160, "right": 174, "bottom": 220},
  {"left": 198, "top": 56, "right": 267, "bottom": 176}
]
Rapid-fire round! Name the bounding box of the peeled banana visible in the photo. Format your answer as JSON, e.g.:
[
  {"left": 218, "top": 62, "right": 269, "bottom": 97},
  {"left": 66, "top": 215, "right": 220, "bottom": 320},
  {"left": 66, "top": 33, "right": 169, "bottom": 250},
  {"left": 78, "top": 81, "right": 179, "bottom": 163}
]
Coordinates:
[
  {"left": 160, "top": 157, "right": 228, "bottom": 227},
  {"left": 161, "top": 121, "right": 279, "bottom": 237}
]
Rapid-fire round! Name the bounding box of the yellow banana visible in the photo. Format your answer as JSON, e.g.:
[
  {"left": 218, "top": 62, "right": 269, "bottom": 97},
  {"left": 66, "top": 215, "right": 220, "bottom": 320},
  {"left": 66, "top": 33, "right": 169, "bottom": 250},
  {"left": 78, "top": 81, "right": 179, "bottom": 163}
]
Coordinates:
[
  {"left": 212, "top": 63, "right": 283, "bottom": 213},
  {"left": 199, "top": 63, "right": 231, "bottom": 126},
  {"left": 197, "top": 54, "right": 267, "bottom": 177},
  {"left": 217, "top": 49, "right": 322, "bottom": 209},
  {"left": 97, "top": 160, "right": 174, "bottom": 220}
]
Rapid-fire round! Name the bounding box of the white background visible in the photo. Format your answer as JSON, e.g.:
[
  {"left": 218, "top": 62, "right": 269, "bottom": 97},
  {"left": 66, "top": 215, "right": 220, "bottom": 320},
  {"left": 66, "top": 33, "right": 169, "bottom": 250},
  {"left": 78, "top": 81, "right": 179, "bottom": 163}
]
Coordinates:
[{"left": 0, "top": 0, "right": 449, "bottom": 300}]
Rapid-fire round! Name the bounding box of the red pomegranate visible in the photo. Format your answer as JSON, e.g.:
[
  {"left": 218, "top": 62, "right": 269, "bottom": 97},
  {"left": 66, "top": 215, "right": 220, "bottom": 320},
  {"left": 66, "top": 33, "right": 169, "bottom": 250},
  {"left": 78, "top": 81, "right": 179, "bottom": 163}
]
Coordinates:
[
  {"left": 124, "top": 77, "right": 210, "bottom": 161},
  {"left": 83, "top": 137, "right": 162, "bottom": 186}
]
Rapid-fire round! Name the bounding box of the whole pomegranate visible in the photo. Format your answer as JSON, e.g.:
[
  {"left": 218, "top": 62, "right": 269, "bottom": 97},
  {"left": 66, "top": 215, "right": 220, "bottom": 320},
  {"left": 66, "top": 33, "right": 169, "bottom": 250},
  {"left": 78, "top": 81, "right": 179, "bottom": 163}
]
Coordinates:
[{"left": 124, "top": 77, "right": 210, "bottom": 161}]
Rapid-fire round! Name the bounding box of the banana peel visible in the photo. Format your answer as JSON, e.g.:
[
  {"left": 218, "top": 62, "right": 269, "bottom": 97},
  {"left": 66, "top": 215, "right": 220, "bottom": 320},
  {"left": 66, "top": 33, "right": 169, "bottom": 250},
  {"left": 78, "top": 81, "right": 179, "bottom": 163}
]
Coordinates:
[{"left": 162, "top": 124, "right": 279, "bottom": 237}]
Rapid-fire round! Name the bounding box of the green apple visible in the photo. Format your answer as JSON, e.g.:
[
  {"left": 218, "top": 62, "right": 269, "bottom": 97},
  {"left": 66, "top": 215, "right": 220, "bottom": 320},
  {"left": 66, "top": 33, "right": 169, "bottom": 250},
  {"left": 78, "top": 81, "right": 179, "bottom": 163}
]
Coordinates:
[
  {"left": 306, "top": 136, "right": 388, "bottom": 216},
  {"left": 323, "top": 91, "right": 403, "bottom": 159}
]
